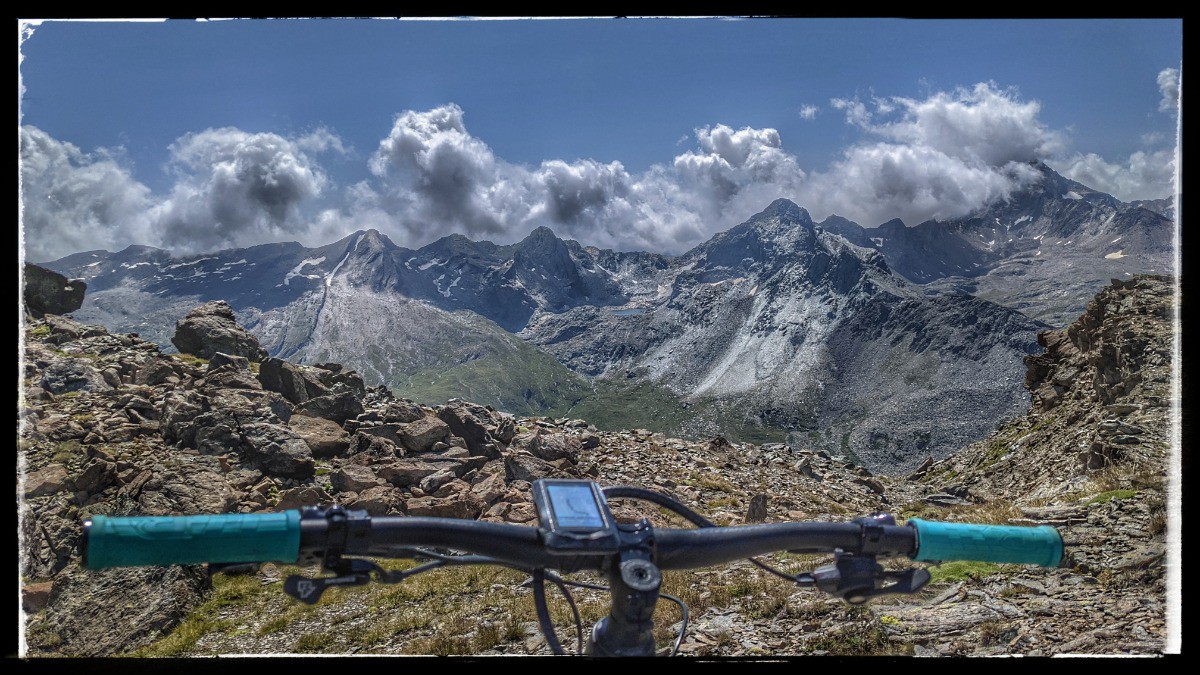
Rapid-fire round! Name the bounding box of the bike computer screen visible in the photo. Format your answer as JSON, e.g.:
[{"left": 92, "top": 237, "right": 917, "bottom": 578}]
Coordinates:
[{"left": 532, "top": 479, "right": 621, "bottom": 554}]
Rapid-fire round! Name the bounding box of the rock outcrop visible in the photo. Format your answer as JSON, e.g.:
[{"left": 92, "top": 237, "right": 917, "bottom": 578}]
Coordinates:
[
  {"left": 24, "top": 263, "right": 86, "bottom": 318},
  {"left": 923, "top": 274, "right": 1174, "bottom": 502},
  {"left": 171, "top": 301, "right": 268, "bottom": 361}
]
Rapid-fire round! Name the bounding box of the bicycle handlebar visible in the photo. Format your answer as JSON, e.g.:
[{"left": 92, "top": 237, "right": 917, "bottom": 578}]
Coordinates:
[{"left": 83, "top": 510, "right": 1062, "bottom": 571}]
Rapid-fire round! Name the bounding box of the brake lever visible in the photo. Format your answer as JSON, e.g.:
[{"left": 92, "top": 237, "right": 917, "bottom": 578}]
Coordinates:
[
  {"left": 284, "top": 557, "right": 379, "bottom": 604},
  {"left": 796, "top": 551, "right": 931, "bottom": 604},
  {"left": 283, "top": 556, "right": 423, "bottom": 604}
]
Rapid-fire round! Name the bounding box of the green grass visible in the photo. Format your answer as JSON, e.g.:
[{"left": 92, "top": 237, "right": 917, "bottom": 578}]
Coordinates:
[
  {"left": 293, "top": 632, "right": 336, "bottom": 653},
  {"left": 30, "top": 324, "right": 51, "bottom": 338},
  {"left": 558, "top": 377, "right": 695, "bottom": 436},
  {"left": 52, "top": 439, "right": 84, "bottom": 464},
  {"left": 392, "top": 323, "right": 594, "bottom": 417},
  {"left": 1087, "top": 489, "right": 1137, "bottom": 505},
  {"left": 978, "top": 437, "right": 1010, "bottom": 470},
  {"left": 173, "top": 353, "right": 209, "bottom": 368},
  {"left": 257, "top": 616, "right": 291, "bottom": 636},
  {"left": 804, "top": 622, "right": 910, "bottom": 655},
  {"left": 926, "top": 560, "right": 1003, "bottom": 584},
  {"left": 131, "top": 572, "right": 275, "bottom": 656}
]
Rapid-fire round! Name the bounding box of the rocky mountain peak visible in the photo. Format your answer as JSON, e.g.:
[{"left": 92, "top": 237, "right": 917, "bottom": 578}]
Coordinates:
[
  {"left": 685, "top": 198, "right": 820, "bottom": 275},
  {"left": 513, "top": 225, "right": 569, "bottom": 260},
  {"left": 750, "top": 198, "right": 812, "bottom": 226},
  {"left": 877, "top": 218, "right": 907, "bottom": 233},
  {"left": 347, "top": 228, "right": 400, "bottom": 260}
]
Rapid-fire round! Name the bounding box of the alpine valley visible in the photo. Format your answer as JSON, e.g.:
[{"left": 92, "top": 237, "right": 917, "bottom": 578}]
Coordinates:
[{"left": 40, "top": 162, "right": 1175, "bottom": 474}]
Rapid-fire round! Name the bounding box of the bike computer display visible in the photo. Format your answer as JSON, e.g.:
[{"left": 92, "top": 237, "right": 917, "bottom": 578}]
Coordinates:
[{"left": 532, "top": 479, "right": 621, "bottom": 554}]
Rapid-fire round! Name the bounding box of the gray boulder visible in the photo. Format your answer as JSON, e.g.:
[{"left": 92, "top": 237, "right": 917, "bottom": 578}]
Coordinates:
[
  {"left": 510, "top": 429, "right": 580, "bottom": 463},
  {"left": 437, "top": 400, "right": 504, "bottom": 459},
  {"left": 24, "top": 464, "right": 71, "bottom": 498},
  {"left": 288, "top": 414, "right": 350, "bottom": 457},
  {"left": 503, "top": 451, "right": 558, "bottom": 483},
  {"left": 40, "top": 358, "right": 113, "bottom": 395},
  {"left": 171, "top": 301, "right": 268, "bottom": 362},
  {"left": 313, "top": 363, "right": 367, "bottom": 399},
  {"left": 330, "top": 464, "right": 382, "bottom": 493},
  {"left": 276, "top": 485, "right": 333, "bottom": 510},
  {"left": 398, "top": 416, "right": 452, "bottom": 453},
  {"left": 42, "top": 314, "right": 107, "bottom": 345},
  {"left": 26, "top": 565, "right": 209, "bottom": 657},
  {"left": 294, "top": 392, "right": 364, "bottom": 425},
  {"left": 24, "top": 263, "right": 86, "bottom": 318},
  {"left": 257, "top": 357, "right": 330, "bottom": 405},
  {"left": 235, "top": 422, "right": 316, "bottom": 479}
]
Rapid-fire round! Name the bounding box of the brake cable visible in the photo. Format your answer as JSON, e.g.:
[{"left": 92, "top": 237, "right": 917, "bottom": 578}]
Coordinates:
[{"left": 602, "top": 485, "right": 799, "bottom": 582}]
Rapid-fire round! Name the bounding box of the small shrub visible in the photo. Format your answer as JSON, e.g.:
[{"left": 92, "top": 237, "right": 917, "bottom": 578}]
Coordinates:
[
  {"left": 293, "top": 632, "right": 335, "bottom": 653},
  {"left": 52, "top": 439, "right": 84, "bottom": 463},
  {"left": 1149, "top": 511, "right": 1168, "bottom": 536},
  {"left": 257, "top": 616, "right": 290, "bottom": 635},
  {"left": 473, "top": 622, "right": 503, "bottom": 651}
]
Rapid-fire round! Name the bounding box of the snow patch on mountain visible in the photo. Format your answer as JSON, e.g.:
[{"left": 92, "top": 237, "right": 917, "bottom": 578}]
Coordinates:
[{"left": 283, "top": 256, "right": 326, "bottom": 286}]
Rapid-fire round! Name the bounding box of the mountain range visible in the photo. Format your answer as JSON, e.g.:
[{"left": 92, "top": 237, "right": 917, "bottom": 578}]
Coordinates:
[{"left": 39, "top": 162, "right": 1175, "bottom": 473}]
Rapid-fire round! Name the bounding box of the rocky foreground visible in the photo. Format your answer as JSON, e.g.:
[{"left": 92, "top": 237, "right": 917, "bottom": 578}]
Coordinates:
[{"left": 17, "top": 275, "right": 1176, "bottom": 656}]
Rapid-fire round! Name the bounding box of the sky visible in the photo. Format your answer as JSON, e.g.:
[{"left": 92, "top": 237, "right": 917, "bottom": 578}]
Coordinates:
[{"left": 18, "top": 17, "right": 1183, "bottom": 262}]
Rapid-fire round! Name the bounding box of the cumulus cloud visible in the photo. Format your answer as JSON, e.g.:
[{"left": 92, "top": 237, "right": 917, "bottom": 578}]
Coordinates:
[
  {"left": 795, "top": 143, "right": 1040, "bottom": 229},
  {"left": 367, "top": 104, "right": 509, "bottom": 237},
  {"left": 347, "top": 105, "right": 808, "bottom": 252},
  {"left": 674, "top": 124, "right": 805, "bottom": 204},
  {"left": 800, "top": 82, "right": 1060, "bottom": 226},
  {"left": 21, "top": 81, "right": 1177, "bottom": 261},
  {"left": 20, "top": 125, "right": 342, "bottom": 260},
  {"left": 1057, "top": 149, "right": 1176, "bottom": 201},
  {"left": 20, "top": 125, "right": 155, "bottom": 261},
  {"left": 860, "top": 82, "right": 1064, "bottom": 166},
  {"left": 154, "top": 127, "right": 335, "bottom": 252},
  {"left": 1157, "top": 68, "right": 1180, "bottom": 113},
  {"left": 799, "top": 104, "right": 818, "bottom": 120}
]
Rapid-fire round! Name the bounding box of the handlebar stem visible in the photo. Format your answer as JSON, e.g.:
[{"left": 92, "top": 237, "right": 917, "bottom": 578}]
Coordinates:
[{"left": 586, "top": 519, "right": 661, "bottom": 657}]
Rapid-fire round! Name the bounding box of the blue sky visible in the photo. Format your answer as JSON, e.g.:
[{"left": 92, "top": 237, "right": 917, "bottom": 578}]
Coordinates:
[{"left": 18, "top": 17, "right": 1182, "bottom": 261}]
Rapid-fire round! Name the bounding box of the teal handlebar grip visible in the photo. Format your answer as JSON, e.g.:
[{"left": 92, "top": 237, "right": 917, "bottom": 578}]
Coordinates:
[
  {"left": 84, "top": 511, "right": 302, "bottom": 569},
  {"left": 908, "top": 518, "right": 1062, "bottom": 567}
]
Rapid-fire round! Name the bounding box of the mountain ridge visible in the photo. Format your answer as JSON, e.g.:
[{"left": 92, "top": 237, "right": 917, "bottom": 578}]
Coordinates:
[{"left": 36, "top": 164, "right": 1171, "bottom": 472}]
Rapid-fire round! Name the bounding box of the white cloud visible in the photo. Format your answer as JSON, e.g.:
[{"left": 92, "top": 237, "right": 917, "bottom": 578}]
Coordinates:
[
  {"left": 20, "top": 125, "right": 155, "bottom": 261},
  {"left": 866, "top": 82, "right": 1065, "bottom": 166},
  {"left": 1157, "top": 68, "right": 1180, "bottom": 113},
  {"left": 21, "top": 81, "right": 1176, "bottom": 261},
  {"left": 367, "top": 104, "right": 510, "bottom": 238},
  {"left": 154, "top": 127, "right": 334, "bottom": 253},
  {"left": 802, "top": 82, "right": 1059, "bottom": 226},
  {"left": 1057, "top": 149, "right": 1176, "bottom": 201},
  {"left": 295, "top": 127, "right": 347, "bottom": 155},
  {"left": 350, "top": 107, "right": 808, "bottom": 253},
  {"left": 795, "top": 143, "right": 1039, "bottom": 228},
  {"left": 20, "top": 125, "right": 343, "bottom": 260},
  {"left": 831, "top": 97, "right": 872, "bottom": 128},
  {"left": 799, "top": 104, "right": 818, "bottom": 120}
]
